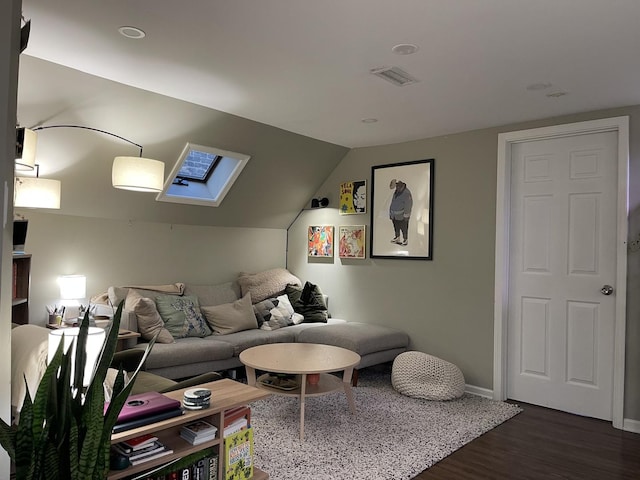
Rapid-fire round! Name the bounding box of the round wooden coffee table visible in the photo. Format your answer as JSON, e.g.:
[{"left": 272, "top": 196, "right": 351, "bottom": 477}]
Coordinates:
[{"left": 239, "top": 343, "right": 361, "bottom": 440}]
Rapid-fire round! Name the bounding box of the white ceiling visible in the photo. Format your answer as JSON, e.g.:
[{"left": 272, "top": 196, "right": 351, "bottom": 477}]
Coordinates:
[{"left": 20, "top": 0, "right": 640, "bottom": 148}]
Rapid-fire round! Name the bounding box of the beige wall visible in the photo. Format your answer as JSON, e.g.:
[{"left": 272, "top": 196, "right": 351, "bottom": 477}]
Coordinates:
[
  {"left": 288, "top": 105, "right": 640, "bottom": 421},
  {"left": 20, "top": 212, "right": 287, "bottom": 326}
]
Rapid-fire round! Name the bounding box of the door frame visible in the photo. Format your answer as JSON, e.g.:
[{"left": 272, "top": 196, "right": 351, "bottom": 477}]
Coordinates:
[{"left": 493, "top": 116, "right": 629, "bottom": 429}]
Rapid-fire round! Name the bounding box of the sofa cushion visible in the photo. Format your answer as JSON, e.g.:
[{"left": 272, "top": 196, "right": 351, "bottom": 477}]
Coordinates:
[
  {"left": 155, "top": 294, "right": 212, "bottom": 339},
  {"left": 285, "top": 282, "right": 329, "bottom": 323},
  {"left": 215, "top": 328, "right": 297, "bottom": 356},
  {"left": 297, "top": 322, "right": 410, "bottom": 356},
  {"left": 202, "top": 293, "right": 258, "bottom": 335},
  {"left": 237, "top": 268, "right": 302, "bottom": 303},
  {"left": 134, "top": 337, "right": 235, "bottom": 369},
  {"left": 124, "top": 290, "right": 174, "bottom": 343}
]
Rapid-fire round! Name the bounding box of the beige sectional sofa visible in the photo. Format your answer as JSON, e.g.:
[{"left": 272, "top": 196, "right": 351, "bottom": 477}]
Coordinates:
[{"left": 106, "top": 270, "right": 409, "bottom": 381}]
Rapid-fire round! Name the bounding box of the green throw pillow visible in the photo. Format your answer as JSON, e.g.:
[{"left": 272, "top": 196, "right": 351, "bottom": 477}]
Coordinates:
[
  {"left": 285, "top": 282, "right": 328, "bottom": 323},
  {"left": 155, "top": 294, "right": 212, "bottom": 338}
]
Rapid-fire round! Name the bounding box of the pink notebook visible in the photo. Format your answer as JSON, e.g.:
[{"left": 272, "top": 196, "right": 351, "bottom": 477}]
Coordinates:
[{"left": 106, "top": 391, "right": 181, "bottom": 423}]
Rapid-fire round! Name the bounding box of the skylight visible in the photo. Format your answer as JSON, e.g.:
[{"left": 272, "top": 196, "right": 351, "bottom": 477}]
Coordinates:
[{"left": 156, "top": 143, "right": 250, "bottom": 207}]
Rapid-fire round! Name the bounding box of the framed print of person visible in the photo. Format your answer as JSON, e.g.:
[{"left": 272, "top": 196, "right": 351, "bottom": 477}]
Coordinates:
[
  {"left": 370, "top": 159, "right": 434, "bottom": 260},
  {"left": 308, "top": 225, "right": 334, "bottom": 257},
  {"left": 338, "top": 225, "right": 366, "bottom": 259},
  {"left": 339, "top": 181, "right": 366, "bottom": 215}
]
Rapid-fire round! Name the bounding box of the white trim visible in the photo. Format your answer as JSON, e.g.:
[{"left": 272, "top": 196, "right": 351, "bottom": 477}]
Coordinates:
[
  {"left": 623, "top": 418, "right": 640, "bottom": 434},
  {"left": 465, "top": 384, "right": 493, "bottom": 399},
  {"left": 493, "top": 116, "right": 629, "bottom": 430}
]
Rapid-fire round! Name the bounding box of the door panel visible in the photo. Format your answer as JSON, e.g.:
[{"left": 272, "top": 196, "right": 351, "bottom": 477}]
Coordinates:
[{"left": 507, "top": 131, "right": 617, "bottom": 420}]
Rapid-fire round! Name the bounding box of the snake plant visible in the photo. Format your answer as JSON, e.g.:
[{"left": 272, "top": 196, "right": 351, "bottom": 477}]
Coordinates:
[{"left": 0, "top": 301, "right": 157, "bottom": 480}]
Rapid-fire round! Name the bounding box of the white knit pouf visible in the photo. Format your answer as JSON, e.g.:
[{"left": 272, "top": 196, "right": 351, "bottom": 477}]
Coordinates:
[{"left": 392, "top": 351, "right": 465, "bottom": 401}]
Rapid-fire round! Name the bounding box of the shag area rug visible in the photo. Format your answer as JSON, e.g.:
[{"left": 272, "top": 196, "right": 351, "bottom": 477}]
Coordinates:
[{"left": 251, "top": 367, "right": 521, "bottom": 480}]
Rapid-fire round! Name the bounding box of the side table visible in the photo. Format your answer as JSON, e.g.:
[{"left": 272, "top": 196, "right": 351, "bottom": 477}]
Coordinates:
[{"left": 46, "top": 323, "right": 141, "bottom": 351}]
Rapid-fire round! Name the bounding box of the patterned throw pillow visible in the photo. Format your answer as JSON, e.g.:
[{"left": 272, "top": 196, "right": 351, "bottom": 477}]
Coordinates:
[
  {"left": 155, "top": 294, "right": 211, "bottom": 339},
  {"left": 254, "top": 295, "right": 303, "bottom": 331}
]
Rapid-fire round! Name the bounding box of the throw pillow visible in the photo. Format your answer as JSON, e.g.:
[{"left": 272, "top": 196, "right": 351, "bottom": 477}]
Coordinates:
[
  {"left": 237, "top": 268, "right": 302, "bottom": 304},
  {"left": 124, "top": 290, "right": 174, "bottom": 343},
  {"left": 254, "top": 294, "right": 303, "bottom": 331},
  {"left": 155, "top": 294, "right": 212, "bottom": 339},
  {"left": 201, "top": 293, "right": 258, "bottom": 335},
  {"left": 285, "top": 281, "right": 329, "bottom": 323}
]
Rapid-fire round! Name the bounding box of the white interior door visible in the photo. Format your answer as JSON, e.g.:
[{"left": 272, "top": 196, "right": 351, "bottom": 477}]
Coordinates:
[{"left": 506, "top": 130, "right": 620, "bottom": 420}]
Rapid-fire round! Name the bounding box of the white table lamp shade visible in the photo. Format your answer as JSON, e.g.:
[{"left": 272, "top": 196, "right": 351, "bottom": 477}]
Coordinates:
[
  {"left": 58, "top": 275, "right": 86, "bottom": 301},
  {"left": 48, "top": 327, "right": 105, "bottom": 387}
]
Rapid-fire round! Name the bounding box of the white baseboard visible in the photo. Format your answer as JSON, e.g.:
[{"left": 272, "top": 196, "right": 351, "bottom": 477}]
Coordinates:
[
  {"left": 465, "top": 384, "right": 493, "bottom": 399},
  {"left": 623, "top": 418, "right": 640, "bottom": 434}
]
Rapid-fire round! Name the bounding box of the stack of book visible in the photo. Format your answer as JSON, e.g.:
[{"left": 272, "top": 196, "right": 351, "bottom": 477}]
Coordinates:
[
  {"left": 126, "top": 451, "right": 218, "bottom": 480},
  {"left": 108, "top": 391, "right": 184, "bottom": 434},
  {"left": 223, "top": 405, "right": 250, "bottom": 438},
  {"left": 111, "top": 433, "right": 173, "bottom": 467},
  {"left": 180, "top": 420, "right": 218, "bottom": 445}
]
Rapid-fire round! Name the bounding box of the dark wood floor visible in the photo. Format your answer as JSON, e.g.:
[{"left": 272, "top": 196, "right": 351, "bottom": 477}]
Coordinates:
[{"left": 414, "top": 401, "right": 640, "bottom": 480}]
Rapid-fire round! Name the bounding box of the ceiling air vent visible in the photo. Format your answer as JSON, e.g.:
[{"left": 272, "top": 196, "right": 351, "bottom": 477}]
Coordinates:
[{"left": 370, "top": 66, "right": 419, "bottom": 87}]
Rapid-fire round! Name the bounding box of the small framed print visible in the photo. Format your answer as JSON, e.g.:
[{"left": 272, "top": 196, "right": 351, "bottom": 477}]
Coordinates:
[
  {"left": 339, "top": 225, "right": 366, "bottom": 259},
  {"left": 370, "top": 158, "right": 434, "bottom": 260},
  {"left": 308, "top": 226, "right": 334, "bottom": 257},
  {"left": 339, "top": 180, "right": 367, "bottom": 215}
]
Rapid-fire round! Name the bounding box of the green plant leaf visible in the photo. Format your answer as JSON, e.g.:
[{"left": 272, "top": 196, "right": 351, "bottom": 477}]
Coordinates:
[{"left": 8, "top": 300, "right": 159, "bottom": 480}]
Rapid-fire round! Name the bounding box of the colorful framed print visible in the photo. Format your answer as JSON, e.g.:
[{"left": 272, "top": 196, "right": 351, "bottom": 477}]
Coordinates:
[
  {"left": 339, "top": 180, "right": 367, "bottom": 215},
  {"left": 338, "top": 225, "right": 366, "bottom": 259},
  {"left": 308, "top": 225, "right": 334, "bottom": 257},
  {"left": 370, "top": 159, "right": 434, "bottom": 260}
]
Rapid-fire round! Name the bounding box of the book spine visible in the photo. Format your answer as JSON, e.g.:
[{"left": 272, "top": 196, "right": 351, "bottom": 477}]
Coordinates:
[{"left": 208, "top": 454, "right": 219, "bottom": 480}]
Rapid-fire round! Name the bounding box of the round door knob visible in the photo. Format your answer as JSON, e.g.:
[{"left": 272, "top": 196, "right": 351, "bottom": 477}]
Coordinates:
[{"left": 601, "top": 285, "right": 614, "bottom": 295}]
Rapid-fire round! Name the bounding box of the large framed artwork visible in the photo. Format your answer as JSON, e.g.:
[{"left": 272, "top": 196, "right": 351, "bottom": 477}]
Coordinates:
[
  {"left": 339, "top": 180, "right": 367, "bottom": 215},
  {"left": 370, "top": 159, "right": 434, "bottom": 260},
  {"left": 308, "top": 226, "right": 334, "bottom": 258},
  {"left": 338, "top": 225, "right": 366, "bottom": 259}
]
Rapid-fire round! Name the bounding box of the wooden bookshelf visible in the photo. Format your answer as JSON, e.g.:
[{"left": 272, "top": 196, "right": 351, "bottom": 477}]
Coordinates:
[
  {"left": 108, "top": 379, "right": 270, "bottom": 480},
  {"left": 12, "top": 253, "right": 31, "bottom": 325}
]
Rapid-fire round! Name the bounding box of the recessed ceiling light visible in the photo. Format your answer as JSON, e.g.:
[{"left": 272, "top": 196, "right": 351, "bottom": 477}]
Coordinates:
[
  {"left": 392, "top": 43, "right": 419, "bottom": 55},
  {"left": 526, "top": 82, "right": 552, "bottom": 91},
  {"left": 361, "top": 118, "right": 378, "bottom": 124},
  {"left": 118, "top": 26, "right": 146, "bottom": 39}
]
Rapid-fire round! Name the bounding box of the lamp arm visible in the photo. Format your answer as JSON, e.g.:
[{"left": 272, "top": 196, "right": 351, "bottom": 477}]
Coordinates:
[{"left": 31, "top": 125, "right": 144, "bottom": 157}]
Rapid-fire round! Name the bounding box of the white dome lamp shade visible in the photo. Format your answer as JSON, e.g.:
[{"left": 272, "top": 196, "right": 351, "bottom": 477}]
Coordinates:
[{"left": 112, "top": 156, "right": 165, "bottom": 192}]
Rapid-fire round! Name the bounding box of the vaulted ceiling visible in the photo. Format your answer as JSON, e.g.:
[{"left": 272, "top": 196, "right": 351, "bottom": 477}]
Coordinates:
[
  {"left": 21, "top": 0, "right": 640, "bottom": 148},
  {"left": 15, "top": 0, "right": 640, "bottom": 228}
]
